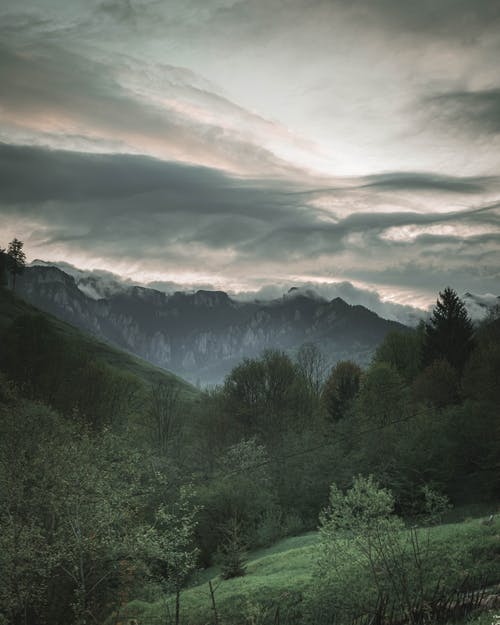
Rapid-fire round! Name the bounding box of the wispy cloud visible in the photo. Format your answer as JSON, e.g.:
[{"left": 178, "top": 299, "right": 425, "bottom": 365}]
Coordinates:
[
  {"left": 0, "top": 0, "right": 499, "bottom": 305},
  {"left": 1, "top": 143, "right": 499, "bottom": 303}
]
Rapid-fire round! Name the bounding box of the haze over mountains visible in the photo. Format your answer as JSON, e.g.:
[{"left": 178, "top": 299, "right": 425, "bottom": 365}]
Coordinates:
[{"left": 15, "top": 263, "right": 406, "bottom": 385}]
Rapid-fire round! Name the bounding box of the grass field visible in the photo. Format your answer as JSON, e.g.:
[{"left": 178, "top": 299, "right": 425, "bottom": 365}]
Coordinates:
[{"left": 122, "top": 514, "right": 500, "bottom": 625}]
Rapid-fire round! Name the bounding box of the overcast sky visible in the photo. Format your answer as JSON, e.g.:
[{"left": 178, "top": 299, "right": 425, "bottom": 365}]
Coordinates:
[{"left": 1, "top": 0, "right": 499, "bottom": 307}]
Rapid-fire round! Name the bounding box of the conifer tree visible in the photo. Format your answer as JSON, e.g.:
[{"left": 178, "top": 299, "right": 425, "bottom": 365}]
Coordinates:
[
  {"left": 0, "top": 247, "right": 7, "bottom": 287},
  {"left": 423, "top": 287, "right": 474, "bottom": 374},
  {"left": 6, "top": 238, "right": 26, "bottom": 292}
]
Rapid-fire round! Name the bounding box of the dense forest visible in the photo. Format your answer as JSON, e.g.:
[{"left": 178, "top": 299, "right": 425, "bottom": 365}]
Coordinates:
[{"left": 1, "top": 263, "right": 499, "bottom": 624}]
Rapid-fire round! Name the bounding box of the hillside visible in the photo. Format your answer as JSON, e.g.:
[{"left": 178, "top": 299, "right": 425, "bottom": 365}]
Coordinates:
[
  {"left": 122, "top": 514, "right": 500, "bottom": 625},
  {"left": 0, "top": 286, "right": 196, "bottom": 396}
]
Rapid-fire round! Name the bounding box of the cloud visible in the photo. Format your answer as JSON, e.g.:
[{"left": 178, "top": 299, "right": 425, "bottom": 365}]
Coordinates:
[
  {"left": 1, "top": 143, "right": 499, "bottom": 304},
  {"left": 232, "top": 280, "right": 426, "bottom": 324},
  {"left": 2, "top": 0, "right": 500, "bottom": 178},
  {"left": 1, "top": 0, "right": 499, "bottom": 306},
  {"left": 426, "top": 88, "right": 500, "bottom": 135},
  {"left": 361, "top": 172, "right": 497, "bottom": 194},
  {"left": 0, "top": 40, "right": 318, "bottom": 178}
]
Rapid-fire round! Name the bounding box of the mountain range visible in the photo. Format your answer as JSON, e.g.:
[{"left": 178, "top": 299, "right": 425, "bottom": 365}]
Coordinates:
[{"left": 12, "top": 264, "right": 409, "bottom": 385}]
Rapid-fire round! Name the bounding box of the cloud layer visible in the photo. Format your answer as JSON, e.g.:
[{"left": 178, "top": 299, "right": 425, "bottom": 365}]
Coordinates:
[
  {"left": 0, "top": 0, "right": 499, "bottom": 306},
  {"left": 1, "top": 143, "right": 499, "bottom": 306}
]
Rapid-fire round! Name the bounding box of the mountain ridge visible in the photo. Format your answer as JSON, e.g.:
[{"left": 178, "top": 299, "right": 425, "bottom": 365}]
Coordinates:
[{"left": 17, "top": 264, "right": 408, "bottom": 384}]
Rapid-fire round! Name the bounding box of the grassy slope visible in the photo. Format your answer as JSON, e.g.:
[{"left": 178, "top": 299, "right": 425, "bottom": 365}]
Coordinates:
[
  {"left": 126, "top": 516, "right": 500, "bottom": 624},
  {"left": 0, "top": 287, "right": 197, "bottom": 398}
]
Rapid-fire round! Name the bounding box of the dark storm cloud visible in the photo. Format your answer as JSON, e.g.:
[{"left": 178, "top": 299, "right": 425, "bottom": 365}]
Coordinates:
[
  {"left": 0, "top": 143, "right": 299, "bottom": 219},
  {"left": 0, "top": 143, "right": 310, "bottom": 262}
]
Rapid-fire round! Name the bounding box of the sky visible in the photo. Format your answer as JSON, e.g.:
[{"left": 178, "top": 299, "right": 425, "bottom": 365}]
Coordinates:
[{"left": 1, "top": 0, "right": 499, "bottom": 309}]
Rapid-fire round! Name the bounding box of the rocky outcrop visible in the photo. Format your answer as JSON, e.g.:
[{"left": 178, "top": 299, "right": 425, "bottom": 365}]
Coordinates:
[{"left": 16, "top": 266, "right": 406, "bottom": 384}]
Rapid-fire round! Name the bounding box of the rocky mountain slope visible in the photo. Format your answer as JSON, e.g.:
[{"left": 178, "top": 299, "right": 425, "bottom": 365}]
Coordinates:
[{"left": 16, "top": 265, "right": 407, "bottom": 384}]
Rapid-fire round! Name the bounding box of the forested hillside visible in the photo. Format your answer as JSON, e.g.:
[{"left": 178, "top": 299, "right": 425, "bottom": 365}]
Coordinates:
[{"left": 1, "top": 285, "right": 499, "bottom": 625}]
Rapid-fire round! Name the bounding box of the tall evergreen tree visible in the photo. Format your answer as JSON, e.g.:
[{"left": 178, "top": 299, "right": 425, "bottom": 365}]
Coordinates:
[
  {"left": 0, "top": 247, "right": 7, "bottom": 287},
  {"left": 423, "top": 287, "right": 475, "bottom": 374},
  {"left": 6, "top": 238, "right": 26, "bottom": 292}
]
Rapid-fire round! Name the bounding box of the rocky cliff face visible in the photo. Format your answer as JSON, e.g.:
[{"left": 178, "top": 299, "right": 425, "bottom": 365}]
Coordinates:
[{"left": 16, "top": 266, "right": 406, "bottom": 384}]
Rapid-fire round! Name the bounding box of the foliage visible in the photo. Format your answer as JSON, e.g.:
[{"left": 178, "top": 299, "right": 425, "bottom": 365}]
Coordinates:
[
  {"left": 134, "top": 517, "right": 500, "bottom": 625},
  {"left": 0, "top": 249, "right": 7, "bottom": 287},
  {"left": 0, "top": 312, "right": 144, "bottom": 429},
  {"left": 6, "top": 238, "right": 26, "bottom": 291},
  {"left": 1, "top": 284, "right": 500, "bottom": 625},
  {"left": 223, "top": 350, "right": 304, "bottom": 438},
  {"left": 148, "top": 381, "right": 182, "bottom": 454},
  {"left": 412, "top": 358, "right": 460, "bottom": 408},
  {"left": 314, "top": 477, "right": 464, "bottom": 625},
  {"left": 462, "top": 319, "right": 500, "bottom": 404},
  {"left": 217, "top": 517, "right": 248, "bottom": 579},
  {"left": 0, "top": 379, "right": 200, "bottom": 625},
  {"left": 322, "top": 360, "right": 362, "bottom": 422},
  {"left": 296, "top": 342, "right": 329, "bottom": 405},
  {"left": 195, "top": 438, "right": 277, "bottom": 564},
  {"left": 138, "top": 484, "right": 200, "bottom": 625},
  {"left": 423, "top": 287, "right": 475, "bottom": 374},
  {"left": 374, "top": 327, "right": 424, "bottom": 382},
  {"left": 358, "top": 361, "right": 407, "bottom": 424}
]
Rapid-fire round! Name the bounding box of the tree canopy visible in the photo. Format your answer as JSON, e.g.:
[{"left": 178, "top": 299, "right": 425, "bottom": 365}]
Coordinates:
[{"left": 423, "top": 287, "right": 475, "bottom": 374}]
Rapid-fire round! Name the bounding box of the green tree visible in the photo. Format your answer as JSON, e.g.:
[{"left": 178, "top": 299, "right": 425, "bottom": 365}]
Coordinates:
[
  {"left": 217, "top": 516, "right": 247, "bottom": 580},
  {"left": 0, "top": 314, "right": 66, "bottom": 400},
  {"left": 148, "top": 381, "right": 181, "bottom": 454},
  {"left": 223, "top": 350, "right": 300, "bottom": 438},
  {"left": 139, "top": 486, "right": 199, "bottom": 625},
  {"left": 412, "top": 359, "right": 459, "bottom": 409},
  {"left": 0, "top": 246, "right": 7, "bottom": 287},
  {"left": 462, "top": 318, "right": 500, "bottom": 405},
  {"left": 6, "top": 238, "right": 26, "bottom": 292},
  {"left": 374, "top": 327, "right": 424, "bottom": 382},
  {"left": 43, "top": 431, "right": 145, "bottom": 625},
  {"left": 358, "top": 362, "right": 406, "bottom": 425},
  {"left": 296, "top": 342, "right": 328, "bottom": 399},
  {"left": 0, "top": 394, "right": 57, "bottom": 625},
  {"left": 322, "top": 360, "right": 362, "bottom": 422},
  {"left": 314, "top": 476, "right": 454, "bottom": 625},
  {"left": 423, "top": 287, "right": 475, "bottom": 374},
  {"left": 195, "top": 438, "right": 277, "bottom": 563}
]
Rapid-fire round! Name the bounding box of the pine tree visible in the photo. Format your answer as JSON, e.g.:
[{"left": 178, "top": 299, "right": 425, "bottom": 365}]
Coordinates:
[
  {"left": 6, "top": 238, "right": 26, "bottom": 292},
  {"left": 423, "top": 287, "right": 475, "bottom": 374},
  {"left": 0, "top": 247, "right": 7, "bottom": 287}
]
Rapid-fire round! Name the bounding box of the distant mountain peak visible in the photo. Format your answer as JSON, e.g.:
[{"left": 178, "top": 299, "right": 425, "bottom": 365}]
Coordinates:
[
  {"left": 283, "top": 285, "right": 327, "bottom": 302},
  {"left": 461, "top": 291, "right": 500, "bottom": 320},
  {"left": 193, "top": 289, "right": 233, "bottom": 307},
  {"left": 17, "top": 263, "right": 407, "bottom": 385}
]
